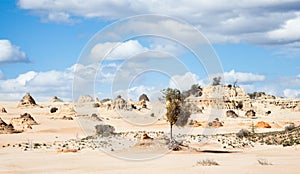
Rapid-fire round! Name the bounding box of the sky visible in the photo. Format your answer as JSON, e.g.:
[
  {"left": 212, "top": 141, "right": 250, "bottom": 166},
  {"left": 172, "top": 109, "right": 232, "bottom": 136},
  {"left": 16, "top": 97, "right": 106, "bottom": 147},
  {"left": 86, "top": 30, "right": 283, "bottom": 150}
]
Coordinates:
[{"left": 1, "top": 0, "right": 300, "bottom": 101}]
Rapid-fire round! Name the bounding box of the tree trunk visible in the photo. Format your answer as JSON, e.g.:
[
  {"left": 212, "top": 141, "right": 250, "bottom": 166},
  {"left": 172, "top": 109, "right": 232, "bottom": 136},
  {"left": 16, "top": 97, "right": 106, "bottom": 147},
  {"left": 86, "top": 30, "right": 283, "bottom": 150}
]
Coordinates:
[{"left": 170, "top": 123, "right": 173, "bottom": 142}]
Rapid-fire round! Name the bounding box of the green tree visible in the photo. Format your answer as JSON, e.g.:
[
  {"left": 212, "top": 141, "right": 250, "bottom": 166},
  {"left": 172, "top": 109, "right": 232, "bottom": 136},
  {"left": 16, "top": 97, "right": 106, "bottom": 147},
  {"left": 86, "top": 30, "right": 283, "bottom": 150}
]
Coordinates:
[{"left": 162, "top": 88, "right": 182, "bottom": 141}]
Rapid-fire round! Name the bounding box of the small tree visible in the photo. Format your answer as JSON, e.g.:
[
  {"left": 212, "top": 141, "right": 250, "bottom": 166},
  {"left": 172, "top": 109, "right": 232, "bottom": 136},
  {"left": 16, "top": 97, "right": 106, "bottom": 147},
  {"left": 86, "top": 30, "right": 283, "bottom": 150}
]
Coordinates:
[
  {"left": 161, "top": 88, "right": 182, "bottom": 142},
  {"left": 212, "top": 76, "right": 221, "bottom": 86}
]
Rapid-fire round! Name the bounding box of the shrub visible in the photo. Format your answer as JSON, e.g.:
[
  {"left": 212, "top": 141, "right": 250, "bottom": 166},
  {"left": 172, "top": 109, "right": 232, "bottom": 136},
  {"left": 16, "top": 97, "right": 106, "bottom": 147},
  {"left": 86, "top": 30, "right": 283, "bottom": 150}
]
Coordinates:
[
  {"left": 196, "top": 159, "right": 219, "bottom": 166},
  {"left": 237, "top": 101, "right": 243, "bottom": 110},
  {"left": 258, "top": 159, "right": 272, "bottom": 165},
  {"left": 95, "top": 124, "right": 115, "bottom": 136},
  {"left": 285, "top": 124, "right": 295, "bottom": 131},
  {"left": 236, "top": 129, "right": 250, "bottom": 138},
  {"left": 50, "top": 107, "right": 58, "bottom": 113}
]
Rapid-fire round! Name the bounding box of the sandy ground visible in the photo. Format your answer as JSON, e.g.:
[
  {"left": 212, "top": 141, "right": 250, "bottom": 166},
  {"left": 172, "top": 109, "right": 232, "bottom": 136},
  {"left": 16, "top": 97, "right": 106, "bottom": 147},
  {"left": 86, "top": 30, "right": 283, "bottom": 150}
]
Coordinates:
[
  {"left": 1, "top": 146, "right": 300, "bottom": 174},
  {"left": 1, "top": 101, "right": 300, "bottom": 173}
]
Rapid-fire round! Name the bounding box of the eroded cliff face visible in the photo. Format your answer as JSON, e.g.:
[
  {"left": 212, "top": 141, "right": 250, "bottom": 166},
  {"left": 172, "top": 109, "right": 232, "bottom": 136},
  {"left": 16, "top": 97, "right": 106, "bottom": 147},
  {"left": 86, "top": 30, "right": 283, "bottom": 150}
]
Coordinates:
[{"left": 185, "top": 85, "right": 300, "bottom": 113}]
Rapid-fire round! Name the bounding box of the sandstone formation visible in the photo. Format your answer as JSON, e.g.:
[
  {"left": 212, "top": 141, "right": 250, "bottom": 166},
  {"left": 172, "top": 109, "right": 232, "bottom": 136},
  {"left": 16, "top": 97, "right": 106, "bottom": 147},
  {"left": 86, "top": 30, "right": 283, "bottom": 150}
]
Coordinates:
[
  {"left": 226, "top": 110, "right": 238, "bottom": 118},
  {"left": 10, "top": 113, "right": 38, "bottom": 130},
  {"left": 58, "top": 104, "right": 77, "bottom": 117},
  {"left": 185, "top": 85, "right": 252, "bottom": 110},
  {"left": 0, "top": 117, "right": 15, "bottom": 134},
  {"left": 17, "top": 93, "right": 37, "bottom": 108},
  {"left": 113, "top": 96, "right": 126, "bottom": 110},
  {"left": 255, "top": 121, "right": 271, "bottom": 128},
  {"left": 139, "top": 94, "right": 150, "bottom": 102},
  {"left": 141, "top": 133, "right": 153, "bottom": 140},
  {"left": 48, "top": 96, "right": 63, "bottom": 102},
  {"left": 193, "top": 120, "right": 202, "bottom": 127},
  {"left": 245, "top": 110, "right": 256, "bottom": 118},
  {"left": 1, "top": 107, "right": 7, "bottom": 113},
  {"left": 184, "top": 84, "right": 300, "bottom": 115},
  {"left": 77, "top": 95, "right": 94, "bottom": 103}
]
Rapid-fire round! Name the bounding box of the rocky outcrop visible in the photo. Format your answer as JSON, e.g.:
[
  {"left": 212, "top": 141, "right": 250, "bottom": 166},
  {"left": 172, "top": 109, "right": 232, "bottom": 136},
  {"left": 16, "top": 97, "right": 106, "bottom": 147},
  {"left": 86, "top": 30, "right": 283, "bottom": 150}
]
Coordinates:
[
  {"left": 77, "top": 95, "right": 94, "bottom": 103},
  {"left": 10, "top": 113, "right": 38, "bottom": 130},
  {"left": 139, "top": 94, "right": 150, "bottom": 102},
  {"left": 226, "top": 110, "right": 238, "bottom": 118},
  {"left": 48, "top": 96, "right": 63, "bottom": 102},
  {"left": 208, "top": 120, "right": 223, "bottom": 128},
  {"left": 58, "top": 104, "right": 77, "bottom": 116},
  {"left": 113, "top": 96, "right": 126, "bottom": 110},
  {"left": 0, "top": 117, "right": 15, "bottom": 134},
  {"left": 141, "top": 133, "right": 153, "bottom": 140},
  {"left": 245, "top": 110, "right": 256, "bottom": 117},
  {"left": 17, "top": 93, "right": 37, "bottom": 108},
  {"left": 1, "top": 107, "right": 7, "bottom": 113},
  {"left": 255, "top": 121, "right": 271, "bottom": 128},
  {"left": 193, "top": 120, "right": 202, "bottom": 127}
]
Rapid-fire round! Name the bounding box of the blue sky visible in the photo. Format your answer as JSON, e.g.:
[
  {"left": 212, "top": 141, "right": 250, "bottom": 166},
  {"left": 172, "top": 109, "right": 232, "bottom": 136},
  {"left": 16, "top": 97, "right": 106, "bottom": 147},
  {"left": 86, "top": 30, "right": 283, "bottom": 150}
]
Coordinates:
[{"left": 1, "top": 0, "right": 300, "bottom": 101}]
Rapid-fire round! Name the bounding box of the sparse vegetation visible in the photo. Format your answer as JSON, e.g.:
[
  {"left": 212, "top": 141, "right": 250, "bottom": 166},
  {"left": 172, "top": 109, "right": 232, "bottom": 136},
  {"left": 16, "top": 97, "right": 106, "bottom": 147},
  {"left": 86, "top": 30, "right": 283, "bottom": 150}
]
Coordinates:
[
  {"left": 95, "top": 124, "right": 115, "bottom": 136},
  {"left": 212, "top": 76, "right": 221, "bottom": 86},
  {"left": 50, "top": 107, "right": 58, "bottom": 113},
  {"left": 285, "top": 124, "right": 295, "bottom": 131},
  {"left": 258, "top": 159, "right": 272, "bottom": 165},
  {"left": 196, "top": 159, "right": 219, "bottom": 166},
  {"left": 236, "top": 129, "right": 250, "bottom": 138}
]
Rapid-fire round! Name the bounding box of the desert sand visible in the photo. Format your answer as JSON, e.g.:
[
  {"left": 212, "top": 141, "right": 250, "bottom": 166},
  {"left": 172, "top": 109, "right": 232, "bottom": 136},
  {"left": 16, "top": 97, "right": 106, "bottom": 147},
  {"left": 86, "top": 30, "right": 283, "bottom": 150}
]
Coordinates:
[{"left": 1, "top": 89, "right": 300, "bottom": 173}]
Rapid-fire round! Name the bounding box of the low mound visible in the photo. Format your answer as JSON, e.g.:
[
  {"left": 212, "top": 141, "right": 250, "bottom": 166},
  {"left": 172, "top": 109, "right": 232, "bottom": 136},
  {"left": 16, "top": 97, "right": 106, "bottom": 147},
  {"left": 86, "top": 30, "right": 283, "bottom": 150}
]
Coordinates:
[
  {"left": 17, "top": 93, "right": 37, "bottom": 108},
  {"left": 10, "top": 113, "right": 38, "bottom": 130},
  {"left": 245, "top": 110, "right": 256, "bottom": 117},
  {"left": 141, "top": 133, "right": 153, "bottom": 140},
  {"left": 255, "top": 121, "right": 271, "bottom": 128},
  {"left": 48, "top": 96, "right": 63, "bottom": 102},
  {"left": 1, "top": 107, "right": 7, "bottom": 113},
  {"left": 226, "top": 110, "right": 238, "bottom": 118},
  {"left": 77, "top": 95, "right": 94, "bottom": 103},
  {"left": 207, "top": 120, "right": 223, "bottom": 128},
  {"left": 58, "top": 104, "right": 77, "bottom": 116},
  {"left": 193, "top": 121, "right": 202, "bottom": 127}
]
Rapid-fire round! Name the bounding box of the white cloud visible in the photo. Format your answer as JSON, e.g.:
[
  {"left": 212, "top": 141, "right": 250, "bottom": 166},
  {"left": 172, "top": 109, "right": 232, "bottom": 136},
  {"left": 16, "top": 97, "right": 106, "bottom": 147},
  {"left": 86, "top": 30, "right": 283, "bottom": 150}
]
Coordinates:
[
  {"left": 267, "top": 14, "right": 300, "bottom": 43},
  {"left": 283, "top": 89, "right": 300, "bottom": 98},
  {"left": 18, "top": 0, "right": 300, "bottom": 50},
  {"left": 0, "top": 63, "right": 115, "bottom": 101},
  {"left": 16, "top": 71, "right": 37, "bottom": 86},
  {"left": 223, "top": 70, "right": 265, "bottom": 84},
  {"left": 90, "top": 40, "right": 147, "bottom": 61},
  {"left": 44, "top": 12, "right": 74, "bottom": 23},
  {"left": 0, "top": 40, "right": 28, "bottom": 64},
  {"left": 169, "top": 72, "right": 200, "bottom": 91}
]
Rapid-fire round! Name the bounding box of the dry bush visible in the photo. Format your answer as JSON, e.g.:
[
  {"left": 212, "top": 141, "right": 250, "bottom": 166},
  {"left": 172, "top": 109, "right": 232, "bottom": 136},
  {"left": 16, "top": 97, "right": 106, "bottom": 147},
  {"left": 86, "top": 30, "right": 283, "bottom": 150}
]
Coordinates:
[
  {"left": 196, "top": 159, "right": 219, "bottom": 166},
  {"left": 258, "top": 159, "right": 272, "bottom": 165}
]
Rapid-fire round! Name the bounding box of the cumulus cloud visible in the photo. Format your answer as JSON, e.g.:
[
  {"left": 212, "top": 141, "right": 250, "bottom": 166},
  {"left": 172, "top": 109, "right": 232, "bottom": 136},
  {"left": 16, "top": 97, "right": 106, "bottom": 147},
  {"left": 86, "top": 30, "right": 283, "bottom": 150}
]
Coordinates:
[
  {"left": 0, "top": 40, "right": 29, "bottom": 64},
  {"left": 18, "top": 0, "right": 300, "bottom": 50},
  {"left": 283, "top": 89, "right": 300, "bottom": 98},
  {"left": 0, "top": 63, "right": 118, "bottom": 101},
  {"left": 90, "top": 40, "right": 147, "bottom": 61},
  {"left": 267, "top": 14, "right": 300, "bottom": 43},
  {"left": 169, "top": 72, "right": 201, "bottom": 91},
  {"left": 223, "top": 70, "right": 265, "bottom": 84}
]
